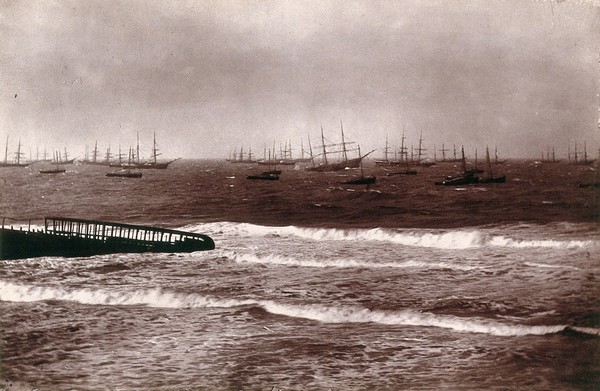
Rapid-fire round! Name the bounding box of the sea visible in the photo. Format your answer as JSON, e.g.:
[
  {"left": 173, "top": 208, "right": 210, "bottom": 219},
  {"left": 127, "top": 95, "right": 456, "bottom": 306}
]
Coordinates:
[{"left": 0, "top": 159, "right": 599, "bottom": 391}]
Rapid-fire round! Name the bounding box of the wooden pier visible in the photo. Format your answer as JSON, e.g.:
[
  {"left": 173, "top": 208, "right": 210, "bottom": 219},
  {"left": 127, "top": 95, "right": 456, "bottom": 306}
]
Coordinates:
[{"left": 0, "top": 216, "right": 215, "bottom": 260}]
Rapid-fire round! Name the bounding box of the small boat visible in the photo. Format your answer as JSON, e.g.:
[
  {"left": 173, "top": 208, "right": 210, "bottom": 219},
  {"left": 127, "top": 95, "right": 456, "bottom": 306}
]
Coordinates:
[
  {"left": 256, "top": 147, "right": 281, "bottom": 174},
  {"left": 435, "top": 173, "right": 479, "bottom": 186},
  {"left": 479, "top": 146, "right": 506, "bottom": 183},
  {"left": 577, "top": 182, "right": 600, "bottom": 189},
  {"left": 247, "top": 173, "right": 279, "bottom": 180},
  {"left": 339, "top": 146, "right": 376, "bottom": 185},
  {"left": 39, "top": 168, "right": 66, "bottom": 174},
  {"left": 39, "top": 152, "right": 66, "bottom": 174},
  {"left": 435, "top": 146, "right": 480, "bottom": 186},
  {"left": 106, "top": 169, "right": 142, "bottom": 178},
  {"left": 341, "top": 175, "right": 376, "bottom": 185}
]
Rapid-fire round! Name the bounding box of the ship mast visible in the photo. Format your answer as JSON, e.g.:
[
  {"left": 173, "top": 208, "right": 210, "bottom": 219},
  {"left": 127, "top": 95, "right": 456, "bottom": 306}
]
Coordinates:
[
  {"left": 15, "top": 139, "right": 22, "bottom": 164},
  {"left": 340, "top": 121, "right": 348, "bottom": 162},
  {"left": 92, "top": 141, "right": 99, "bottom": 163},
  {"left": 486, "top": 146, "right": 493, "bottom": 178},
  {"left": 136, "top": 132, "right": 141, "bottom": 164},
  {"left": 3, "top": 135, "right": 8, "bottom": 164},
  {"left": 321, "top": 126, "right": 328, "bottom": 165},
  {"left": 152, "top": 132, "right": 160, "bottom": 164}
]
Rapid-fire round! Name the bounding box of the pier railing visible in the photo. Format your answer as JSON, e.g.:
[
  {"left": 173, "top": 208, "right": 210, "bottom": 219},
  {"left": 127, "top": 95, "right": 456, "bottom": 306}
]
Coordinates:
[
  {"left": 1, "top": 216, "right": 33, "bottom": 231},
  {"left": 44, "top": 216, "right": 210, "bottom": 244}
]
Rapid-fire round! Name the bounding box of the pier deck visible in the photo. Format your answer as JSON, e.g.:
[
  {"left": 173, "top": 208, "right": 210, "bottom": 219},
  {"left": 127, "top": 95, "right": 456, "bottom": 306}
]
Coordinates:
[{"left": 0, "top": 216, "right": 215, "bottom": 260}]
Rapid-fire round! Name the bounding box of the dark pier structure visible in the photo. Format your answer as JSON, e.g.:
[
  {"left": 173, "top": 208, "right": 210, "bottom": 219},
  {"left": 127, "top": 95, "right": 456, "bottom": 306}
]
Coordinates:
[{"left": 0, "top": 216, "right": 215, "bottom": 260}]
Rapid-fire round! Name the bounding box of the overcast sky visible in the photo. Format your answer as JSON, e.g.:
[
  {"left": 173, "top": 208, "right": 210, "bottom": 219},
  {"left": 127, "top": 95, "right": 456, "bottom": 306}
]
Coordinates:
[{"left": 1, "top": 0, "right": 598, "bottom": 160}]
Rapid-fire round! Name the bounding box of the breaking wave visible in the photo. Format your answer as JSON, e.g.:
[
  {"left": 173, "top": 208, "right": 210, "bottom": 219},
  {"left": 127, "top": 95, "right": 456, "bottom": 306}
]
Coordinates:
[
  {"left": 186, "top": 222, "right": 597, "bottom": 250},
  {"left": 219, "top": 250, "right": 478, "bottom": 271},
  {"left": 2, "top": 280, "right": 592, "bottom": 337}
]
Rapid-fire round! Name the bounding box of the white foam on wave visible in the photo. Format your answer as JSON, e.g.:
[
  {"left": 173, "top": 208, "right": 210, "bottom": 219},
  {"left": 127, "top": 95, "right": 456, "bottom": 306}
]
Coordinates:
[
  {"left": 489, "top": 236, "right": 594, "bottom": 249},
  {"left": 185, "top": 222, "right": 597, "bottom": 250},
  {"left": 2, "top": 280, "right": 583, "bottom": 337},
  {"left": 524, "top": 262, "right": 581, "bottom": 271},
  {"left": 220, "top": 250, "right": 477, "bottom": 271},
  {"left": 187, "top": 222, "right": 489, "bottom": 249},
  {"left": 0, "top": 280, "right": 256, "bottom": 309},
  {"left": 262, "top": 301, "right": 567, "bottom": 337}
]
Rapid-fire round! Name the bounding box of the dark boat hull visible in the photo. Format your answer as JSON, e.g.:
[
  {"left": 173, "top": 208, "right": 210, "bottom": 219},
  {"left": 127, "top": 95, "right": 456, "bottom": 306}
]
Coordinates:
[
  {"left": 106, "top": 171, "right": 143, "bottom": 178},
  {"left": 247, "top": 174, "right": 279, "bottom": 180},
  {"left": 341, "top": 176, "right": 376, "bottom": 185},
  {"left": 435, "top": 175, "right": 480, "bottom": 186},
  {"left": 39, "top": 169, "right": 66, "bottom": 174},
  {"left": 479, "top": 176, "right": 506, "bottom": 184},
  {"left": 0, "top": 163, "right": 30, "bottom": 168}
]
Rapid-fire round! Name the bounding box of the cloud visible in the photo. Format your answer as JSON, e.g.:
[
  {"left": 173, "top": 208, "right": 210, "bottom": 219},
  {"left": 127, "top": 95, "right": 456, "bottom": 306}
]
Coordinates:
[{"left": 0, "top": 0, "right": 598, "bottom": 158}]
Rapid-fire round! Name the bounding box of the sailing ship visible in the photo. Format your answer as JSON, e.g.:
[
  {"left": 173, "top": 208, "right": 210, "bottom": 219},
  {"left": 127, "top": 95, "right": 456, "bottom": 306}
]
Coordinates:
[
  {"left": 0, "top": 136, "right": 30, "bottom": 168},
  {"left": 81, "top": 142, "right": 111, "bottom": 166},
  {"left": 123, "top": 132, "right": 179, "bottom": 169},
  {"left": 437, "top": 144, "right": 463, "bottom": 163},
  {"left": 229, "top": 146, "right": 257, "bottom": 164},
  {"left": 375, "top": 135, "right": 392, "bottom": 166},
  {"left": 479, "top": 146, "right": 506, "bottom": 183},
  {"left": 107, "top": 145, "right": 142, "bottom": 177},
  {"left": 570, "top": 142, "right": 595, "bottom": 165},
  {"left": 435, "top": 146, "right": 480, "bottom": 186},
  {"left": 247, "top": 147, "right": 281, "bottom": 180},
  {"left": 277, "top": 140, "right": 297, "bottom": 165},
  {"left": 307, "top": 122, "right": 373, "bottom": 172},
  {"left": 58, "top": 148, "right": 76, "bottom": 164},
  {"left": 408, "top": 133, "right": 435, "bottom": 167},
  {"left": 39, "top": 151, "right": 66, "bottom": 174},
  {"left": 540, "top": 146, "right": 560, "bottom": 163},
  {"left": 340, "top": 146, "right": 376, "bottom": 185}
]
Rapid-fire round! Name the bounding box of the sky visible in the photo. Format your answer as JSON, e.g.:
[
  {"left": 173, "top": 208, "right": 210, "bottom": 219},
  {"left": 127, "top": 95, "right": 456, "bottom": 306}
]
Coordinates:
[{"left": 0, "top": 0, "right": 599, "bottom": 160}]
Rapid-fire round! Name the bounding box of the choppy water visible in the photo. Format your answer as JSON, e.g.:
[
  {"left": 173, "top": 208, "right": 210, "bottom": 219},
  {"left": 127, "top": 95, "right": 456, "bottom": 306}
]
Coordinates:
[{"left": 1, "top": 160, "right": 599, "bottom": 390}]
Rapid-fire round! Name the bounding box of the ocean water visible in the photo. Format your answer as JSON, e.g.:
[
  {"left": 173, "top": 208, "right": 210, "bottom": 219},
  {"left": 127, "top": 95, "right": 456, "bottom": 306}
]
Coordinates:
[{"left": 0, "top": 160, "right": 599, "bottom": 390}]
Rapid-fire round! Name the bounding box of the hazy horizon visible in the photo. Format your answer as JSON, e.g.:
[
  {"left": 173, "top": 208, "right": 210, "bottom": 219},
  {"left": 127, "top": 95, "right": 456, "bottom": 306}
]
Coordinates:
[{"left": 1, "top": 0, "right": 599, "bottom": 160}]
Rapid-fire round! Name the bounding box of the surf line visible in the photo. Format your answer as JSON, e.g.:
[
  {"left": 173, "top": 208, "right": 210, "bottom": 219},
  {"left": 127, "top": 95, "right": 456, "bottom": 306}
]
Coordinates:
[{"left": 2, "top": 280, "right": 595, "bottom": 338}]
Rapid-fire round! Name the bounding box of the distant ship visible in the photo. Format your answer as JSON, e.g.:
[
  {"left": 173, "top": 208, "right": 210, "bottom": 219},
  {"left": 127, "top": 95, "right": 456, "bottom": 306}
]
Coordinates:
[
  {"left": 0, "top": 136, "right": 30, "bottom": 168},
  {"left": 122, "top": 132, "right": 179, "bottom": 169},
  {"left": 569, "top": 142, "right": 595, "bottom": 166},
  {"left": 39, "top": 151, "right": 67, "bottom": 174},
  {"left": 435, "top": 146, "right": 505, "bottom": 186},
  {"left": 106, "top": 169, "right": 142, "bottom": 178},
  {"left": 229, "top": 146, "right": 257, "bottom": 164},
  {"left": 540, "top": 146, "right": 560, "bottom": 163},
  {"left": 307, "top": 122, "right": 373, "bottom": 172},
  {"left": 81, "top": 142, "right": 112, "bottom": 166},
  {"left": 340, "top": 146, "right": 376, "bottom": 185},
  {"left": 479, "top": 146, "right": 506, "bottom": 184},
  {"left": 435, "top": 146, "right": 480, "bottom": 186}
]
